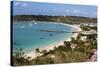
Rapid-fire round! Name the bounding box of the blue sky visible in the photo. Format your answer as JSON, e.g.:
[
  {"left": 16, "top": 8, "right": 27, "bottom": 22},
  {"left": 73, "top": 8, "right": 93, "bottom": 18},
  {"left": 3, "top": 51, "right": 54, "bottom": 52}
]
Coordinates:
[{"left": 12, "top": 1, "right": 97, "bottom": 17}]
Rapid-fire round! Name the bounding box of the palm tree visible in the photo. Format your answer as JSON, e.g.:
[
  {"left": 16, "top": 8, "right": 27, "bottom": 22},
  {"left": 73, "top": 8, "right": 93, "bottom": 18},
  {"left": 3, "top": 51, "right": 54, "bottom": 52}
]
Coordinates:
[
  {"left": 64, "top": 41, "right": 70, "bottom": 47},
  {"left": 35, "top": 48, "right": 40, "bottom": 53},
  {"left": 41, "top": 50, "right": 48, "bottom": 56}
]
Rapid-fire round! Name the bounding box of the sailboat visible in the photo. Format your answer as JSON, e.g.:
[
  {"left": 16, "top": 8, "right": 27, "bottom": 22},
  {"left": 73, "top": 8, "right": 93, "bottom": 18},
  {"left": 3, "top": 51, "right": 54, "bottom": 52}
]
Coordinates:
[
  {"left": 34, "top": 22, "right": 37, "bottom": 24},
  {"left": 32, "top": 19, "right": 37, "bottom": 24}
]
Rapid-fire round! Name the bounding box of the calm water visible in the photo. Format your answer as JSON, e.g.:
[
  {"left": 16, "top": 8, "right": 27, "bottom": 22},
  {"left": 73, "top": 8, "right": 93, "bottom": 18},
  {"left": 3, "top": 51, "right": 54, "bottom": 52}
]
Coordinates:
[{"left": 13, "top": 21, "right": 76, "bottom": 53}]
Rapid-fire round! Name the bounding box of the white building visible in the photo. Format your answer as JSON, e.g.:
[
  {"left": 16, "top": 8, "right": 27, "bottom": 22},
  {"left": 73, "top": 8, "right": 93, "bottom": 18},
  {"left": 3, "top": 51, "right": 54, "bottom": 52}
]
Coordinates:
[
  {"left": 81, "top": 30, "right": 97, "bottom": 35},
  {"left": 80, "top": 36, "right": 87, "bottom": 41}
]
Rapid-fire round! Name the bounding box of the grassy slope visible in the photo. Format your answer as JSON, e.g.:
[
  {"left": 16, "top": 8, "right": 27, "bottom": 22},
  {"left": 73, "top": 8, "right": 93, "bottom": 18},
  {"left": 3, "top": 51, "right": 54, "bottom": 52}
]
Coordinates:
[{"left": 12, "top": 15, "right": 97, "bottom": 24}]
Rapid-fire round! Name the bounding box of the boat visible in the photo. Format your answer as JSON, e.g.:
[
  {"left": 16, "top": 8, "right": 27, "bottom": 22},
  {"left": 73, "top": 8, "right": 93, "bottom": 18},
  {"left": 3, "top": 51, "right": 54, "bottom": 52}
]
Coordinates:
[
  {"left": 32, "top": 19, "right": 37, "bottom": 24},
  {"left": 34, "top": 22, "right": 37, "bottom": 24}
]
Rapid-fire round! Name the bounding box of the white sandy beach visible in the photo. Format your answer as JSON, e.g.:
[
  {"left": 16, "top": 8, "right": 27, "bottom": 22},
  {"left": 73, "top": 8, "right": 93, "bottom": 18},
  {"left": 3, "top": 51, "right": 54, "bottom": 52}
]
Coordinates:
[
  {"left": 26, "top": 23, "right": 82, "bottom": 59},
  {"left": 26, "top": 38, "right": 71, "bottom": 59}
]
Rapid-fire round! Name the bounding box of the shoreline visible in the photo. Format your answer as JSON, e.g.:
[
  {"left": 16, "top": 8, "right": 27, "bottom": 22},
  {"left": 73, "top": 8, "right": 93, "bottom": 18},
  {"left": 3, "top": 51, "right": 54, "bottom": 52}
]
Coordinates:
[
  {"left": 26, "top": 37, "right": 71, "bottom": 59},
  {"left": 26, "top": 23, "right": 82, "bottom": 59}
]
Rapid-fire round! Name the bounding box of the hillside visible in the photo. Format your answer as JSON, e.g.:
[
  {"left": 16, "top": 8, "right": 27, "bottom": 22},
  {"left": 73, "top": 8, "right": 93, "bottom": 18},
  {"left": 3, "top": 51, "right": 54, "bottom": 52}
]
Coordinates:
[{"left": 12, "top": 15, "right": 97, "bottom": 24}]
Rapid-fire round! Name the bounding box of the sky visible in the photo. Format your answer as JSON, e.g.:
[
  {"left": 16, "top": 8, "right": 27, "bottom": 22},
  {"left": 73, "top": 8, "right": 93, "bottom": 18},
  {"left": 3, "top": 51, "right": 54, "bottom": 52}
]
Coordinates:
[{"left": 12, "top": 1, "right": 97, "bottom": 17}]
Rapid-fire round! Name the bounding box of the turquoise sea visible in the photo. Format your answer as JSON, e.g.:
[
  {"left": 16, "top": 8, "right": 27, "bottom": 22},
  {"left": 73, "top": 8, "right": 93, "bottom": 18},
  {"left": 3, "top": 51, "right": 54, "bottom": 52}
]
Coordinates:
[{"left": 13, "top": 21, "right": 76, "bottom": 53}]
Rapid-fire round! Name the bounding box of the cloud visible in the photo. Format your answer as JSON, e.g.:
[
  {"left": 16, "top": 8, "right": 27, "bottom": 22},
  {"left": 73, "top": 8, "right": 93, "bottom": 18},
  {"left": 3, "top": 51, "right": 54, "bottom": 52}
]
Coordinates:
[
  {"left": 21, "top": 3, "right": 28, "bottom": 7},
  {"left": 65, "top": 9, "right": 81, "bottom": 14},
  {"left": 14, "top": 2, "right": 28, "bottom": 7},
  {"left": 14, "top": 2, "right": 20, "bottom": 6},
  {"left": 73, "top": 9, "right": 80, "bottom": 13}
]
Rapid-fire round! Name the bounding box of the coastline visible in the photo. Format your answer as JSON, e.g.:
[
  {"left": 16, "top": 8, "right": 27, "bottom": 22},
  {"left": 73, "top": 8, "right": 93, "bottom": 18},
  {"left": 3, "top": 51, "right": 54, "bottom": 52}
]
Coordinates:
[
  {"left": 26, "top": 37, "right": 71, "bottom": 59},
  {"left": 26, "top": 23, "right": 82, "bottom": 59}
]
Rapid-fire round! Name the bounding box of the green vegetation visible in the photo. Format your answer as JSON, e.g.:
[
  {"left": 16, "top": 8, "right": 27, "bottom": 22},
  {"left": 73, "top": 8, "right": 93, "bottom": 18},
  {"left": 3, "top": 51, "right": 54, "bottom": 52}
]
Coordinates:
[
  {"left": 80, "top": 25, "right": 97, "bottom": 31},
  {"left": 32, "top": 56, "right": 54, "bottom": 65},
  {"left": 35, "top": 48, "right": 40, "bottom": 53},
  {"left": 12, "top": 48, "right": 33, "bottom": 66},
  {"left": 12, "top": 32, "right": 97, "bottom": 66},
  {"left": 13, "top": 15, "right": 97, "bottom": 24}
]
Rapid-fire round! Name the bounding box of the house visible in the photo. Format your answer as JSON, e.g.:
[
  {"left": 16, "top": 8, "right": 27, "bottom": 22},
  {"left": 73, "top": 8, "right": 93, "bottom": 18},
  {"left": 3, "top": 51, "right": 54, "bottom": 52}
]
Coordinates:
[
  {"left": 80, "top": 36, "right": 87, "bottom": 42},
  {"left": 81, "top": 23, "right": 97, "bottom": 27},
  {"left": 81, "top": 30, "right": 97, "bottom": 35},
  {"left": 70, "top": 43, "right": 77, "bottom": 50}
]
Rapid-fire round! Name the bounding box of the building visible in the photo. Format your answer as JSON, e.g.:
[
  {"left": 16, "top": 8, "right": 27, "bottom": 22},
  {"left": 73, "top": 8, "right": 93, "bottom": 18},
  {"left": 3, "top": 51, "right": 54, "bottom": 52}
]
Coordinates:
[{"left": 80, "top": 36, "right": 87, "bottom": 42}]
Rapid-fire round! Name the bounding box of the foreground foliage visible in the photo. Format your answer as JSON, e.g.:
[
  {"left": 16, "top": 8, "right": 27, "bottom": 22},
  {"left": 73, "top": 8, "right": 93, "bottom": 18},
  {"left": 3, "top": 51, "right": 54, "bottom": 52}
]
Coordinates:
[{"left": 12, "top": 33, "right": 97, "bottom": 66}]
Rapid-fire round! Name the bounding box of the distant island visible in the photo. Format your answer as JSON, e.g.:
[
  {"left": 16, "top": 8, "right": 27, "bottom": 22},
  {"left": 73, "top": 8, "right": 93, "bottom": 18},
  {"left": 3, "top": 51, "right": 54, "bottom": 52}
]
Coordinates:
[{"left": 12, "top": 15, "right": 97, "bottom": 24}]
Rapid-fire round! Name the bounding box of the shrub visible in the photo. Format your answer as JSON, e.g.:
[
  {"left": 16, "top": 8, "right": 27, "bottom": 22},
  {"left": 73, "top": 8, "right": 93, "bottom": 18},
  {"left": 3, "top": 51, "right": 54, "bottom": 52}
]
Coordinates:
[
  {"left": 33, "top": 56, "right": 54, "bottom": 64},
  {"left": 12, "top": 48, "right": 33, "bottom": 66}
]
